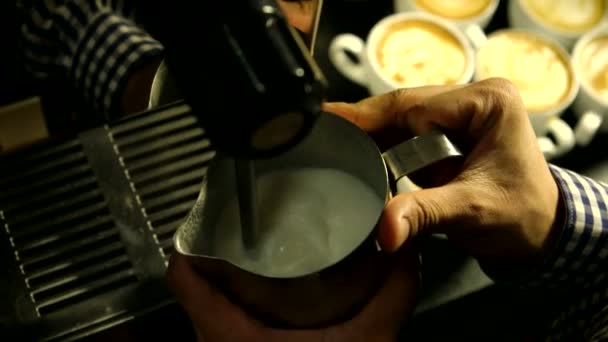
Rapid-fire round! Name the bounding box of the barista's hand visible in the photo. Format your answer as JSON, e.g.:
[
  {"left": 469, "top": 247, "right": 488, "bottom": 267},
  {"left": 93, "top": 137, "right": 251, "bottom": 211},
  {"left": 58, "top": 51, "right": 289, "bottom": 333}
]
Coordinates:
[
  {"left": 324, "top": 78, "right": 563, "bottom": 272},
  {"left": 167, "top": 249, "right": 419, "bottom": 342}
]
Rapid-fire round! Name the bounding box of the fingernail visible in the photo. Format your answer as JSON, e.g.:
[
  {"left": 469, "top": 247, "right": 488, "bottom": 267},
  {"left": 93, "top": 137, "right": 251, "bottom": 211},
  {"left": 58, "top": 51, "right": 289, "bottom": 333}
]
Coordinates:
[
  {"left": 322, "top": 102, "right": 348, "bottom": 113},
  {"left": 396, "top": 215, "right": 411, "bottom": 247}
]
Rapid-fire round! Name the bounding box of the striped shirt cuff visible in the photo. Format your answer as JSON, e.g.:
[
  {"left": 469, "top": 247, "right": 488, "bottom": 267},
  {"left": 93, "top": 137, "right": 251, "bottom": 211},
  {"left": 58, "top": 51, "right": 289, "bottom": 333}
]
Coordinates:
[
  {"left": 70, "top": 10, "right": 164, "bottom": 116},
  {"left": 523, "top": 165, "right": 608, "bottom": 291}
]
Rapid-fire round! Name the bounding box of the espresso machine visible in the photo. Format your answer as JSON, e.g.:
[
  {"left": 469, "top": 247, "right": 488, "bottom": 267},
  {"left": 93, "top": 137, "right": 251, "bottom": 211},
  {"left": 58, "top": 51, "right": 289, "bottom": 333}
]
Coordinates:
[{"left": 141, "top": 0, "right": 327, "bottom": 158}]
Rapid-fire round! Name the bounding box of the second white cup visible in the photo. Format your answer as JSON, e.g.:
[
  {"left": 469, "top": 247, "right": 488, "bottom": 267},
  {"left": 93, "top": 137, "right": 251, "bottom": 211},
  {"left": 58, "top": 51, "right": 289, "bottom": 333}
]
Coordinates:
[{"left": 467, "top": 28, "right": 579, "bottom": 160}]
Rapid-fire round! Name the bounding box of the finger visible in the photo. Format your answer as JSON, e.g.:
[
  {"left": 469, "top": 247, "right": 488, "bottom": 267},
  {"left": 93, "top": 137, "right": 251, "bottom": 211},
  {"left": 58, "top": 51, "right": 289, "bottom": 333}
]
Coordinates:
[
  {"left": 377, "top": 182, "right": 480, "bottom": 252},
  {"left": 323, "top": 84, "right": 460, "bottom": 132},
  {"left": 166, "top": 254, "right": 258, "bottom": 336},
  {"left": 400, "top": 78, "right": 526, "bottom": 143}
]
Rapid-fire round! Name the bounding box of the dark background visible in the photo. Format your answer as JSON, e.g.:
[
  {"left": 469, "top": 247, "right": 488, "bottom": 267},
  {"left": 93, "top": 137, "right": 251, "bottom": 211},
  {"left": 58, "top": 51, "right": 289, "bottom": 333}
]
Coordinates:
[{"left": 0, "top": 1, "right": 34, "bottom": 107}]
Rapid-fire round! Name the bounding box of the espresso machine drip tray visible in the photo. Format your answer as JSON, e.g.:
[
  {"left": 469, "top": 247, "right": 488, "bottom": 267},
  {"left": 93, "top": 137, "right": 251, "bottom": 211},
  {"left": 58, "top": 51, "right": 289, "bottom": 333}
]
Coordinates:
[{"left": 0, "top": 102, "right": 214, "bottom": 341}]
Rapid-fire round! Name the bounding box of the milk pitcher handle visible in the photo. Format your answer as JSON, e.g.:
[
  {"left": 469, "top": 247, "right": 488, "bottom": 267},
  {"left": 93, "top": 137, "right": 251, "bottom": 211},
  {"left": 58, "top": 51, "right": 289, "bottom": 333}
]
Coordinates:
[{"left": 382, "top": 130, "right": 463, "bottom": 181}]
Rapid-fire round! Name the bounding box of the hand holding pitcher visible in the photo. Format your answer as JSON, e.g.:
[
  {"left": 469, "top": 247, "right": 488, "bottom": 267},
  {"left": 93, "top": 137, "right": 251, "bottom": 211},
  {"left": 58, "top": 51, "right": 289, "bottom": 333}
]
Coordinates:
[{"left": 325, "top": 78, "right": 563, "bottom": 271}]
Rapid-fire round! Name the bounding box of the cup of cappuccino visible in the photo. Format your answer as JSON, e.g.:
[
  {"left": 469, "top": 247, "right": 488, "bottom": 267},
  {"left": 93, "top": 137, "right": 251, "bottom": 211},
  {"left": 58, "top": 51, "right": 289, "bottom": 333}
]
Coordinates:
[
  {"left": 571, "top": 24, "right": 608, "bottom": 146},
  {"left": 508, "top": 0, "right": 608, "bottom": 51},
  {"left": 394, "top": 0, "right": 499, "bottom": 30},
  {"left": 469, "top": 29, "right": 579, "bottom": 160},
  {"left": 328, "top": 12, "right": 475, "bottom": 95}
]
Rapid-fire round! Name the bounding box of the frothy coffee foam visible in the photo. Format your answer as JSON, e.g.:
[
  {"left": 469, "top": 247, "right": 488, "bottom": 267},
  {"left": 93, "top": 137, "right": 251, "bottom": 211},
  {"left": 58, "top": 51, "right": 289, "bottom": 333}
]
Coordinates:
[
  {"left": 377, "top": 20, "right": 466, "bottom": 87},
  {"left": 414, "top": 0, "right": 491, "bottom": 19},
  {"left": 213, "top": 167, "right": 383, "bottom": 278},
  {"left": 477, "top": 32, "right": 571, "bottom": 112},
  {"left": 521, "top": 0, "right": 604, "bottom": 32},
  {"left": 578, "top": 36, "right": 608, "bottom": 101}
]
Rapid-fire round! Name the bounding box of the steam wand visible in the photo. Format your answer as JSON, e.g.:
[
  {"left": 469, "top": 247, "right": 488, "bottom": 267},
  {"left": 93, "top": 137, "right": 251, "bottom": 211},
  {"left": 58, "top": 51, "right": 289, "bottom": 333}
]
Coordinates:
[{"left": 235, "top": 159, "right": 259, "bottom": 252}]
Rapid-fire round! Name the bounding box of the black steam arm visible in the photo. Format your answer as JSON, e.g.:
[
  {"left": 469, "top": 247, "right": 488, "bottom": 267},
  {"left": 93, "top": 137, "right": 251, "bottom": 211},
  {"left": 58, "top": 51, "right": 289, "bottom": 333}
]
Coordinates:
[{"left": 138, "top": 0, "right": 328, "bottom": 158}]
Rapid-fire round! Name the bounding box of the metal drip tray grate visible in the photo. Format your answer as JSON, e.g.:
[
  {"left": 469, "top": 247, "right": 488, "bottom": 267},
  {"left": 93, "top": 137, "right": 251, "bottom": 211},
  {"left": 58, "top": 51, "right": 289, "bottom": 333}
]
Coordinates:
[
  {"left": 0, "top": 102, "right": 201, "bottom": 341},
  {"left": 110, "top": 104, "right": 214, "bottom": 259},
  {"left": 0, "top": 141, "right": 136, "bottom": 317}
]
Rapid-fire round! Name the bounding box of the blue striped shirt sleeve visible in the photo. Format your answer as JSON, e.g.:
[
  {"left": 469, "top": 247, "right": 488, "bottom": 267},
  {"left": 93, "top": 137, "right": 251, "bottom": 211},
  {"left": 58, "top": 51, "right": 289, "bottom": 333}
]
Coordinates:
[
  {"left": 518, "top": 165, "right": 608, "bottom": 341},
  {"left": 17, "top": 0, "right": 164, "bottom": 116}
]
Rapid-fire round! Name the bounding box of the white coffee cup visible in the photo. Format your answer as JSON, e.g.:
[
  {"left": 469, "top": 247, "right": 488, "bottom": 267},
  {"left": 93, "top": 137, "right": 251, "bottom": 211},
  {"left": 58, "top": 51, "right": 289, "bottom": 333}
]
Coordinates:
[
  {"left": 508, "top": 0, "right": 608, "bottom": 51},
  {"left": 467, "top": 28, "right": 578, "bottom": 160},
  {"left": 394, "top": 0, "right": 500, "bottom": 30},
  {"left": 328, "top": 12, "right": 475, "bottom": 96},
  {"left": 571, "top": 24, "right": 608, "bottom": 147}
]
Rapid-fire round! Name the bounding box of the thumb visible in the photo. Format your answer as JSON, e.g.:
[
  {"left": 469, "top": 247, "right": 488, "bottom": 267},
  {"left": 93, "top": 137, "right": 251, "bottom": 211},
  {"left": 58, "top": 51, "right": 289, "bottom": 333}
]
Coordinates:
[{"left": 377, "top": 182, "right": 477, "bottom": 252}]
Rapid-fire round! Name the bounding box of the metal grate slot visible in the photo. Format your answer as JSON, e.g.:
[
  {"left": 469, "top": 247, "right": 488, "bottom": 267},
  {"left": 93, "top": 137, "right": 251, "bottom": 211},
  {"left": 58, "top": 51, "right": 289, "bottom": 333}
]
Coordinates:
[
  {"left": 155, "top": 229, "right": 176, "bottom": 246},
  {"left": 159, "top": 239, "right": 174, "bottom": 257},
  {"left": 30, "top": 257, "right": 132, "bottom": 302},
  {"left": 131, "top": 154, "right": 211, "bottom": 187},
  {"left": 147, "top": 204, "right": 192, "bottom": 254},
  {"left": 138, "top": 170, "right": 203, "bottom": 200},
  {"left": 19, "top": 231, "right": 121, "bottom": 275},
  {"left": 153, "top": 222, "right": 179, "bottom": 240},
  {"left": 144, "top": 184, "right": 201, "bottom": 213},
  {"left": 15, "top": 218, "right": 115, "bottom": 260},
  {"left": 113, "top": 116, "right": 199, "bottom": 148},
  {"left": 5, "top": 190, "right": 105, "bottom": 229},
  {"left": 111, "top": 103, "right": 192, "bottom": 137},
  {"left": 119, "top": 127, "right": 205, "bottom": 162},
  {"left": 10, "top": 208, "right": 110, "bottom": 249},
  {"left": 8, "top": 203, "right": 109, "bottom": 238},
  {"left": 126, "top": 140, "right": 211, "bottom": 174},
  {"left": 0, "top": 140, "right": 82, "bottom": 172},
  {"left": 146, "top": 197, "right": 196, "bottom": 259},
  {"left": 0, "top": 152, "right": 88, "bottom": 189},
  {"left": 147, "top": 202, "right": 194, "bottom": 227},
  {"left": 0, "top": 166, "right": 94, "bottom": 209},
  {"left": 25, "top": 244, "right": 125, "bottom": 288},
  {"left": 36, "top": 270, "right": 138, "bottom": 315}
]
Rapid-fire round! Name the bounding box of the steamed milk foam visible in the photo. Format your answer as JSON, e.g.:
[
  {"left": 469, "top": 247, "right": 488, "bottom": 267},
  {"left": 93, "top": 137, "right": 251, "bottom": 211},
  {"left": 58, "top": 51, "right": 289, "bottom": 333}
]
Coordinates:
[
  {"left": 521, "top": 0, "right": 605, "bottom": 32},
  {"left": 476, "top": 32, "right": 571, "bottom": 112},
  {"left": 414, "top": 0, "right": 492, "bottom": 20},
  {"left": 213, "top": 167, "right": 383, "bottom": 278},
  {"left": 577, "top": 36, "right": 608, "bottom": 101},
  {"left": 377, "top": 20, "right": 466, "bottom": 87}
]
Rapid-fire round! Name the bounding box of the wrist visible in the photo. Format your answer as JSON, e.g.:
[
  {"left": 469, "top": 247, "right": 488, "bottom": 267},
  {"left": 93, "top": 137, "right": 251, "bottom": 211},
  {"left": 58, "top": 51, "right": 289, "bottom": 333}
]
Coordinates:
[
  {"left": 484, "top": 165, "right": 577, "bottom": 290},
  {"left": 539, "top": 178, "right": 567, "bottom": 266},
  {"left": 478, "top": 166, "right": 565, "bottom": 278}
]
